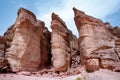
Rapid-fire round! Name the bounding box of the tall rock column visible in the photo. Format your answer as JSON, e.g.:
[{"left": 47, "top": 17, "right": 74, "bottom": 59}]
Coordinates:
[
  {"left": 51, "top": 13, "right": 71, "bottom": 71},
  {"left": 4, "top": 8, "right": 51, "bottom": 72},
  {"left": 73, "top": 7, "right": 120, "bottom": 72}
]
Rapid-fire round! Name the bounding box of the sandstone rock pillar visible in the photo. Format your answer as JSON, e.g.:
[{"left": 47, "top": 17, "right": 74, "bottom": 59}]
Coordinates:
[
  {"left": 51, "top": 13, "right": 71, "bottom": 71},
  {"left": 73, "top": 7, "right": 120, "bottom": 72},
  {"left": 4, "top": 8, "right": 51, "bottom": 72}
]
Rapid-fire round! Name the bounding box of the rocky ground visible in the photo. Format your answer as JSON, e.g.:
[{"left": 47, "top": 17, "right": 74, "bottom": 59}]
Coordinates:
[{"left": 0, "top": 68, "right": 120, "bottom": 80}]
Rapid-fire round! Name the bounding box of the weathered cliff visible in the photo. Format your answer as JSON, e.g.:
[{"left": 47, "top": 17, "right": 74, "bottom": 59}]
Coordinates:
[
  {"left": 51, "top": 13, "right": 79, "bottom": 71},
  {"left": 73, "top": 7, "right": 120, "bottom": 72},
  {"left": 0, "top": 7, "right": 120, "bottom": 74},
  {"left": 4, "top": 8, "right": 51, "bottom": 72},
  {"left": 108, "top": 26, "right": 120, "bottom": 67},
  {"left": 0, "top": 36, "right": 6, "bottom": 69}
]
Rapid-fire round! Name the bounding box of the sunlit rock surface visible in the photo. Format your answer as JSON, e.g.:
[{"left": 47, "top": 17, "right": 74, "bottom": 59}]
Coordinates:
[
  {"left": 51, "top": 13, "right": 79, "bottom": 71},
  {"left": 73, "top": 7, "right": 120, "bottom": 72},
  {"left": 4, "top": 8, "right": 51, "bottom": 72}
]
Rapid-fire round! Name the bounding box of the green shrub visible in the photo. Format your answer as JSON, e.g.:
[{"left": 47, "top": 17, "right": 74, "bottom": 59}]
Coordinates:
[{"left": 75, "top": 77, "right": 83, "bottom": 80}]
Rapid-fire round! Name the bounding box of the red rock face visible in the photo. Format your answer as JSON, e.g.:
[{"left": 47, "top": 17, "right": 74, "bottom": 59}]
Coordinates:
[
  {"left": 51, "top": 13, "right": 79, "bottom": 71},
  {"left": 73, "top": 7, "right": 120, "bottom": 72},
  {"left": 40, "top": 26, "right": 51, "bottom": 68},
  {"left": 0, "top": 36, "right": 6, "bottom": 69},
  {"left": 4, "top": 25, "right": 14, "bottom": 49},
  {"left": 109, "top": 26, "right": 120, "bottom": 38},
  {"left": 1, "top": 7, "right": 120, "bottom": 73},
  {"left": 108, "top": 26, "right": 120, "bottom": 61},
  {"left": 4, "top": 8, "right": 51, "bottom": 72},
  {"left": 51, "top": 13, "right": 71, "bottom": 71},
  {"left": 68, "top": 30, "right": 80, "bottom": 68}
]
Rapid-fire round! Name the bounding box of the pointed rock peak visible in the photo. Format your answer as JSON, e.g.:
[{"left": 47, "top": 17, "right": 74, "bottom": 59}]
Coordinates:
[
  {"left": 51, "top": 12, "right": 57, "bottom": 20},
  {"left": 51, "top": 12, "right": 67, "bottom": 29},
  {"left": 73, "top": 7, "right": 103, "bottom": 25},
  {"left": 18, "top": 7, "right": 36, "bottom": 21},
  {"left": 73, "top": 7, "right": 85, "bottom": 16}
]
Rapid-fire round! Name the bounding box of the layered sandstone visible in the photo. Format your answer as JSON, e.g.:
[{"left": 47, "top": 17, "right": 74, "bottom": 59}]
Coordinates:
[
  {"left": 0, "top": 7, "right": 120, "bottom": 74},
  {"left": 0, "top": 36, "right": 6, "bottom": 69},
  {"left": 4, "top": 8, "right": 51, "bottom": 72},
  {"left": 51, "top": 13, "right": 71, "bottom": 71},
  {"left": 51, "top": 13, "right": 79, "bottom": 71},
  {"left": 107, "top": 26, "right": 120, "bottom": 60},
  {"left": 109, "top": 26, "right": 120, "bottom": 38},
  {"left": 73, "top": 7, "right": 120, "bottom": 72}
]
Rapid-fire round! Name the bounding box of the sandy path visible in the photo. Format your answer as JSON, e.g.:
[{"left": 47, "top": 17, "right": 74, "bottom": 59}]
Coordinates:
[
  {"left": 0, "top": 73, "right": 83, "bottom": 80},
  {"left": 0, "top": 69, "right": 120, "bottom": 80}
]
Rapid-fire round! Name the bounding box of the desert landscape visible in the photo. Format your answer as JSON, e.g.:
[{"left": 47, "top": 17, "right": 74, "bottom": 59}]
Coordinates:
[{"left": 0, "top": 6, "right": 120, "bottom": 80}]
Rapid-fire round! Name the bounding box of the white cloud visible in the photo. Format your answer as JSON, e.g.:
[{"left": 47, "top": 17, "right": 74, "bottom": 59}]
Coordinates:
[{"left": 37, "top": 0, "right": 120, "bottom": 37}]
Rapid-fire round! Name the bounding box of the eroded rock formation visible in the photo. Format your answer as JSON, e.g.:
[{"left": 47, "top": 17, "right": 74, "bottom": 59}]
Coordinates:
[
  {"left": 107, "top": 24, "right": 120, "bottom": 59},
  {"left": 51, "top": 13, "right": 79, "bottom": 71},
  {"left": 0, "top": 36, "right": 6, "bottom": 69},
  {"left": 51, "top": 13, "right": 71, "bottom": 71},
  {"left": 0, "top": 7, "right": 120, "bottom": 73},
  {"left": 68, "top": 31, "right": 80, "bottom": 68},
  {"left": 73, "top": 7, "right": 120, "bottom": 72},
  {"left": 108, "top": 26, "right": 120, "bottom": 65},
  {"left": 4, "top": 8, "right": 51, "bottom": 72}
]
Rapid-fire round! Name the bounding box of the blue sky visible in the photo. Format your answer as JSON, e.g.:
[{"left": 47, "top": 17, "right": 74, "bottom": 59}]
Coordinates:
[{"left": 0, "top": 0, "right": 120, "bottom": 36}]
